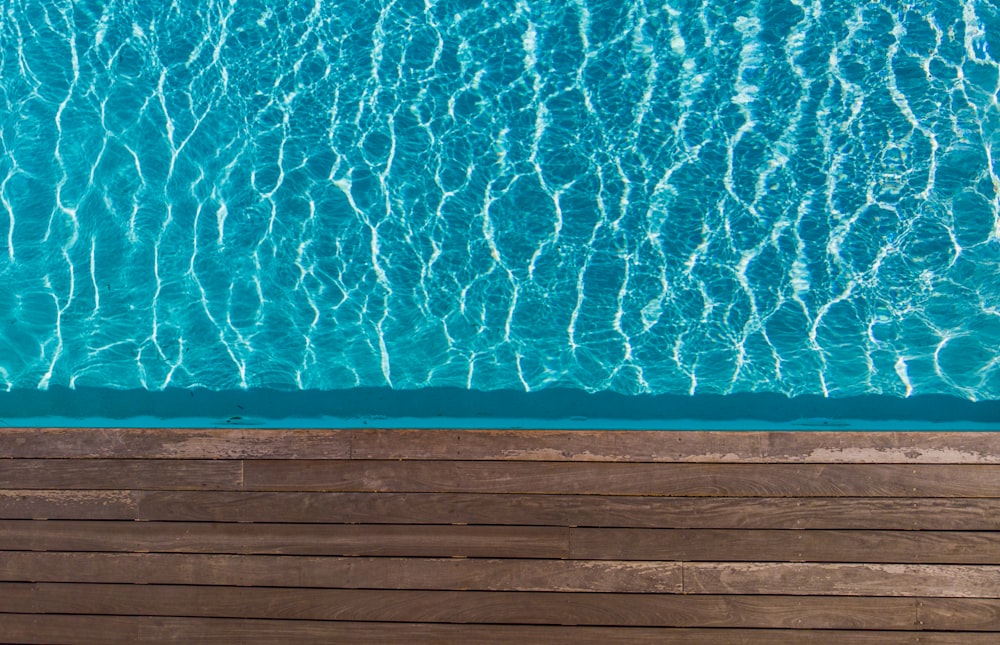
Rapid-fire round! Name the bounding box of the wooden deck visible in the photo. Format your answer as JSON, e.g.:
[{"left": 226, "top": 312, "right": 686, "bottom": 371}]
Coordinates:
[{"left": 1, "top": 428, "right": 999, "bottom": 644}]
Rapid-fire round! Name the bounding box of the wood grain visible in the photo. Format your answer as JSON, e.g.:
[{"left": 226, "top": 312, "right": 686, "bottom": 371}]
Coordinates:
[
  {"left": 569, "top": 529, "right": 1000, "bottom": 563},
  {"left": 684, "top": 563, "right": 1000, "bottom": 597},
  {"left": 5, "top": 615, "right": 986, "bottom": 645},
  {"left": 0, "top": 520, "right": 569, "bottom": 557},
  {"left": 0, "top": 459, "right": 242, "bottom": 491},
  {"left": 4, "top": 428, "right": 999, "bottom": 463},
  {"left": 242, "top": 460, "right": 1000, "bottom": 497},
  {"left": 0, "top": 428, "right": 350, "bottom": 459},
  {"left": 349, "top": 430, "right": 1000, "bottom": 463},
  {"left": 3, "top": 553, "right": 662, "bottom": 590},
  {"left": 0, "top": 584, "right": 921, "bottom": 629},
  {"left": 136, "top": 491, "right": 1000, "bottom": 529},
  {"left": 0, "top": 491, "right": 136, "bottom": 520},
  {"left": 917, "top": 598, "right": 1000, "bottom": 631},
  {"left": 3, "top": 427, "right": 998, "bottom": 642},
  {"left": 0, "top": 559, "right": 678, "bottom": 593}
]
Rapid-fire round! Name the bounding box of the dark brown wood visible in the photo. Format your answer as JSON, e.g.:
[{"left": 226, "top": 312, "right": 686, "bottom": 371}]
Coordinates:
[
  {"left": 0, "top": 459, "right": 242, "bottom": 491},
  {"left": 0, "top": 490, "right": 137, "bottom": 520},
  {"left": 2, "top": 427, "right": 998, "bottom": 643},
  {"left": 918, "top": 598, "right": 1000, "bottom": 631},
  {"left": 569, "top": 529, "right": 1000, "bottom": 563},
  {"left": 349, "top": 430, "right": 1000, "bottom": 463},
  {"left": 0, "top": 613, "right": 140, "bottom": 645},
  {"left": 4, "top": 615, "right": 982, "bottom": 645},
  {"left": 0, "top": 560, "right": 680, "bottom": 593},
  {"left": 135, "top": 491, "right": 1000, "bottom": 529},
  {"left": 0, "top": 584, "right": 921, "bottom": 629},
  {"left": 0, "top": 520, "right": 569, "bottom": 557},
  {"left": 684, "top": 563, "right": 1000, "bottom": 597},
  {"left": 243, "top": 460, "right": 1000, "bottom": 497},
  {"left": 4, "top": 553, "right": 669, "bottom": 589},
  {"left": 0, "top": 428, "right": 350, "bottom": 459}
]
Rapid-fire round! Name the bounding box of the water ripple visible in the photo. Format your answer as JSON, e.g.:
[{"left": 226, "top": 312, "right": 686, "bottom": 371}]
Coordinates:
[{"left": 0, "top": 0, "right": 998, "bottom": 400}]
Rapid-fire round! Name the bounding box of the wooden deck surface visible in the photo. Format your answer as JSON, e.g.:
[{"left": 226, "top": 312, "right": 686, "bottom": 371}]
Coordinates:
[{"left": 1, "top": 428, "right": 999, "bottom": 644}]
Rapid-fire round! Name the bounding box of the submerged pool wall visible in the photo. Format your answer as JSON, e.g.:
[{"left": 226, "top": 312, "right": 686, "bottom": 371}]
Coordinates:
[{"left": 0, "top": 387, "right": 996, "bottom": 430}]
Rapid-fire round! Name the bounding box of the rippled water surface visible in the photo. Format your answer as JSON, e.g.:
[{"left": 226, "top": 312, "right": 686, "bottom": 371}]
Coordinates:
[{"left": 1, "top": 0, "right": 999, "bottom": 400}]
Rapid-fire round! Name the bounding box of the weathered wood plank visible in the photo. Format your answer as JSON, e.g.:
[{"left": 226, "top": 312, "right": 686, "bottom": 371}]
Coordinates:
[
  {"left": 0, "top": 584, "right": 921, "bottom": 629},
  {"left": 4, "top": 428, "right": 999, "bottom": 463},
  {"left": 0, "top": 460, "right": 242, "bottom": 491},
  {"left": 3, "top": 615, "right": 981, "bottom": 645},
  {"left": 0, "top": 521, "right": 568, "bottom": 558},
  {"left": 918, "top": 598, "right": 1000, "bottom": 631},
  {"left": 569, "top": 529, "right": 1000, "bottom": 563},
  {"left": 0, "top": 613, "right": 140, "bottom": 645},
  {"left": 136, "top": 491, "right": 1000, "bottom": 529},
  {"left": 0, "top": 428, "right": 350, "bottom": 460},
  {"left": 350, "top": 430, "right": 1000, "bottom": 463},
  {"left": 0, "top": 557, "right": 679, "bottom": 593},
  {"left": 5, "top": 524, "right": 996, "bottom": 564},
  {"left": 135, "top": 621, "right": 1000, "bottom": 645},
  {"left": 0, "top": 491, "right": 136, "bottom": 520},
  {"left": 243, "top": 461, "right": 1000, "bottom": 497},
  {"left": 684, "top": 563, "right": 1000, "bottom": 597},
  {"left": 3, "top": 552, "right": 649, "bottom": 588}
]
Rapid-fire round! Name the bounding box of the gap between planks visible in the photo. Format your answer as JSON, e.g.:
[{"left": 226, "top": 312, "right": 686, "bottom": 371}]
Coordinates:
[
  {"left": 1, "top": 555, "right": 999, "bottom": 598},
  {"left": 3, "top": 523, "right": 998, "bottom": 564},
  {"left": 2, "top": 583, "right": 998, "bottom": 630},
  {"left": 2, "top": 614, "right": 995, "bottom": 645}
]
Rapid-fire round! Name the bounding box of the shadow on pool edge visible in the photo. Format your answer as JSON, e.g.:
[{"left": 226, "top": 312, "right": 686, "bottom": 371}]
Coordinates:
[{"left": 0, "top": 386, "right": 996, "bottom": 428}]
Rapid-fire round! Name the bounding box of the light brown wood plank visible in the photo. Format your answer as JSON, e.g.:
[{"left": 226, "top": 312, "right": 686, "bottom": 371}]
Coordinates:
[
  {"left": 350, "top": 429, "right": 1000, "bottom": 463},
  {"left": 918, "top": 598, "right": 1000, "bottom": 631},
  {"left": 684, "top": 563, "right": 1000, "bottom": 597},
  {"left": 0, "top": 557, "right": 679, "bottom": 593},
  {"left": 0, "top": 460, "right": 242, "bottom": 491},
  {"left": 243, "top": 460, "right": 1000, "bottom": 497},
  {"left": 0, "top": 584, "right": 922, "bottom": 629},
  {"left": 4, "top": 615, "right": 979, "bottom": 645},
  {"left": 569, "top": 528, "right": 1000, "bottom": 563},
  {"left": 0, "top": 491, "right": 136, "bottom": 520},
  {"left": 135, "top": 491, "right": 1000, "bottom": 529},
  {"left": 0, "top": 428, "right": 350, "bottom": 459},
  {"left": 4, "top": 428, "right": 999, "bottom": 463},
  {"left": 0, "top": 520, "right": 568, "bottom": 557}
]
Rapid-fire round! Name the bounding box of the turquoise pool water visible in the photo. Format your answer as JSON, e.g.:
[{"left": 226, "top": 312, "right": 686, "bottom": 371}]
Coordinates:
[{"left": 1, "top": 1, "right": 999, "bottom": 417}]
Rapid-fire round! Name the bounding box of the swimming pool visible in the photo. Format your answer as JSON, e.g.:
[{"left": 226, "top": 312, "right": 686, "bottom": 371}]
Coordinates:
[{"left": 1, "top": 1, "right": 998, "bottom": 426}]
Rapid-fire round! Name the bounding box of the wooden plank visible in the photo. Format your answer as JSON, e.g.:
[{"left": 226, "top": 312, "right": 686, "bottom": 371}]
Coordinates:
[
  {"left": 0, "top": 614, "right": 140, "bottom": 645},
  {"left": 4, "top": 524, "right": 995, "bottom": 565},
  {"left": 0, "top": 428, "right": 350, "bottom": 459},
  {"left": 0, "top": 584, "right": 921, "bottom": 629},
  {"left": 569, "top": 529, "right": 1000, "bottom": 563},
  {"left": 0, "top": 556, "right": 679, "bottom": 593},
  {"left": 243, "top": 461, "right": 1000, "bottom": 497},
  {"left": 3, "top": 616, "right": 980, "bottom": 645},
  {"left": 918, "top": 598, "right": 1000, "bottom": 631},
  {"left": 4, "top": 428, "right": 999, "bottom": 463},
  {"left": 684, "top": 563, "right": 1000, "bottom": 597},
  {"left": 136, "top": 491, "right": 1000, "bottom": 529},
  {"left": 134, "top": 622, "right": 1000, "bottom": 645},
  {"left": 1, "top": 552, "right": 634, "bottom": 587},
  {"left": 0, "top": 460, "right": 242, "bottom": 491},
  {"left": 350, "top": 430, "right": 1000, "bottom": 463},
  {"left": 0, "top": 491, "right": 136, "bottom": 520},
  {"left": 0, "top": 520, "right": 568, "bottom": 557}
]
